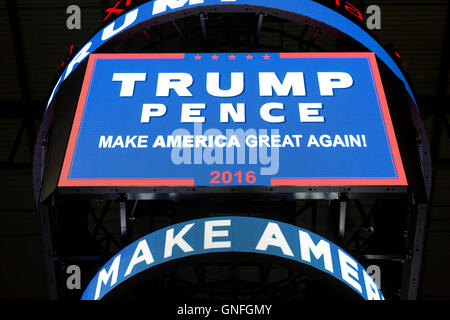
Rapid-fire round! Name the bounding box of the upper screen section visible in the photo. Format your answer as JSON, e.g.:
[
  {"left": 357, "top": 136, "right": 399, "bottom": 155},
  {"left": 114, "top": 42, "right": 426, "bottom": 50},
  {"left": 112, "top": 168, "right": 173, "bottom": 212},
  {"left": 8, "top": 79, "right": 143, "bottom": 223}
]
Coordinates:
[
  {"left": 58, "top": 52, "right": 407, "bottom": 187},
  {"left": 47, "top": 0, "right": 418, "bottom": 114}
]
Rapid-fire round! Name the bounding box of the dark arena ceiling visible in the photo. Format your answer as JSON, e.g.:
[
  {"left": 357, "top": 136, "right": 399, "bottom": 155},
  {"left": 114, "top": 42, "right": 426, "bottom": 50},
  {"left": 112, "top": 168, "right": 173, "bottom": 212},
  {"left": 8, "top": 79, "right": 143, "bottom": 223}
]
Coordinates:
[{"left": 0, "top": 0, "right": 449, "bottom": 302}]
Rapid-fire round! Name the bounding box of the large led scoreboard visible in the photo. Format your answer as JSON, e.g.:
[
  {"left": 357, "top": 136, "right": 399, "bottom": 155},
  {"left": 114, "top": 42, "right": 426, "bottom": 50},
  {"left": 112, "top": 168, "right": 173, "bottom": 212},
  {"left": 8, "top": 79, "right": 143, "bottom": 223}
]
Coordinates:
[
  {"left": 59, "top": 52, "right": 406, "bottom": 188},
  {"left": 34, "top": 0, "right": 431, "bottom": 301}
]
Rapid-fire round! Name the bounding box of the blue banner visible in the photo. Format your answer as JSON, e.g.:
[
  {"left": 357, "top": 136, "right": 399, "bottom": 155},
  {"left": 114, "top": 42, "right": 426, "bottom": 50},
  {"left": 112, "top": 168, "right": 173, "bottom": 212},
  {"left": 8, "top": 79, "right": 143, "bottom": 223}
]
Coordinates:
[
  {"left": 59, "top": 53, "right": 406, "bottom": 187},
  {"left": 81, "top": 216, "right": 384, "bottom": 300}
]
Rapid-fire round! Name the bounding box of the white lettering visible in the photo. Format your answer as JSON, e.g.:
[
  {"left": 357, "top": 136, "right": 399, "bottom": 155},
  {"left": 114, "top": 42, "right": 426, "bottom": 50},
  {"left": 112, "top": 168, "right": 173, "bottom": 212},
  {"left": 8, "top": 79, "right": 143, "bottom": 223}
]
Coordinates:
[
  {"left": 206, "top": 72, "right": 244, "bottom": 97},
  {"left": 164, "top": 223, "right": 195, "bottom": 258},
  {"left": 299, "top": 230, "right": 334, "bottom": 272},
  {"left": 94, "top": 255, "right": 121, "bottom": 300},
  {"left": 181, "top": 103, "right": 205, "bottom": 123},
  {"left": 318, "top": 72, "right": 353, "bottom": 96},
  {"left": 112, "top": 73, "right": 146, "bottom": 97},
  {"left": 299, "top": 103, "right": 324, "bottom": 122},
  {"left": 220, "top": 103, "right": 246, "bottom": 123},
  {"left": 256, "top": 222, "right": 294, "bottom": 257},
  {"left": 338, "top": 249, "right": 362, "bottom": 293},
  {"left": 260, "top": 102, "right": 285, "bottom": 123},
  {"left": 99, "top": 136, "right": 113, "bottom": 148},
  {"left": 64, "top": 42, "right": 91, "bottom": 80},
  {"left": 204, "top": 220, "right": 232, "bottom": 249},
  {"left": 141, "top": 104, "right": 167, "bottom": 123},
  {"left": 259, "top": 72, "right": 306, "bottom": 96},
  {"left": 101, "top": 9, "right": 139, "bottom": 41},
  {"left": 124, "top": 240, "right": 154, "bottom": 277},
  {"left": 364, "top": 270, "right": 381, "bottom": 300},
  {"left": 156, "top": 73, "right": 193, "bottom": 96}
]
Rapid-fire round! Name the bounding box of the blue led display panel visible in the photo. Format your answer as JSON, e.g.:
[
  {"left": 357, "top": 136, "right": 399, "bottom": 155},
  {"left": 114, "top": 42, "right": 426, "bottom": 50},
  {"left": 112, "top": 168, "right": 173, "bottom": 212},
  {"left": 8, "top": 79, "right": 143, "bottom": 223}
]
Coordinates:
[{"left": 59, "top": 53, "right": 406, "bottom": 187}]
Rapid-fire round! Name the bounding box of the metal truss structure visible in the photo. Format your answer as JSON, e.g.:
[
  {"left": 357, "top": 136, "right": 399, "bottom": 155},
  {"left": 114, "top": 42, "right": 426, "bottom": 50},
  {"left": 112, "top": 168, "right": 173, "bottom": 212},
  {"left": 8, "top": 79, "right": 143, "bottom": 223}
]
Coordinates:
[{"left": 38, "top": 194, "right": 426, "bottom": 300}]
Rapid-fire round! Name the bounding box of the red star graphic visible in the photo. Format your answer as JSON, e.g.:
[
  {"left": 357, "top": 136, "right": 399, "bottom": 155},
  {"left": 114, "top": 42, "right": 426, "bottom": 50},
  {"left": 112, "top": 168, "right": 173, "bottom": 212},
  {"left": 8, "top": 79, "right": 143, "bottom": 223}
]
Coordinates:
[
  {"left": 194, "top": 54, "right": 202, "bottom": 60},
  {"left": 211, "top": 54, "right": 219, "bottom": 60},
  {"left": 245, "top": 54, "right": 253, "bottom": 60},
  {"left": 228, "top": 54, "right": 236, "bottom": 60},
  {"left": 263, "top": 54, "right": 270, "bottom": 60}
]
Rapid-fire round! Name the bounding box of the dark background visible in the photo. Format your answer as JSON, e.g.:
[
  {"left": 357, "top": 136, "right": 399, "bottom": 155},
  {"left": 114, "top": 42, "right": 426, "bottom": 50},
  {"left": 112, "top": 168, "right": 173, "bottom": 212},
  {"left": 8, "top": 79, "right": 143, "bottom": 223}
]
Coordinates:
[{"left": 0, "top": 0, "right": 448, "bottom": 299}]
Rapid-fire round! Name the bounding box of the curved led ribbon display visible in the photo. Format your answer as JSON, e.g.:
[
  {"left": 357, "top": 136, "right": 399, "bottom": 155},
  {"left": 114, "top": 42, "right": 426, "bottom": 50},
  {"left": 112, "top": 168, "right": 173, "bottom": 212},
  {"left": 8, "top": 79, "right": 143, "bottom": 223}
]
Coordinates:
[
  {"left": 81, "top": 216, "right": 384, "bottom": 300},
  {"left": 46, "top": 0, "right": 418, "bottom": 114}
]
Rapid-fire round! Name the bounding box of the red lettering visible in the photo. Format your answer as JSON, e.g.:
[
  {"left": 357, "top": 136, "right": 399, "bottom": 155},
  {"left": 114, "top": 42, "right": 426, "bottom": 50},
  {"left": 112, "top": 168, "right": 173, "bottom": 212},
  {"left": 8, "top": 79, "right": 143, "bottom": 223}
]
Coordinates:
[
  {"left": 60, "top": 44, "right": 74, "bottom": 68},
  {"left": 104, "top": 0, "right": 132, "bottom": 21},
  {"left": 394, "top": 52, "right": 408, "bottom": 71},
  {"left": 67, "top": 44, "right": 74, "bottom": 56},
  {"left": 245, "top": 171, "right": 256, "bottom": 184},
  {"left": 234, "top": 171, "right": 242, "bottom": 184},
  {"left": 222, "top": 171, "right": 232, "bottom": 184},
  {"left": 344, "top": 2, "right": 363, "bottom": 21},
  {"left": 210, "top": 171, "right": 221, "bottom": 184},
  {"left": 104, "top": 1, "right": 123, "bottom": 21},
  {"left": 209, "top": 171, "right": 257, "bottom": 184}
]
